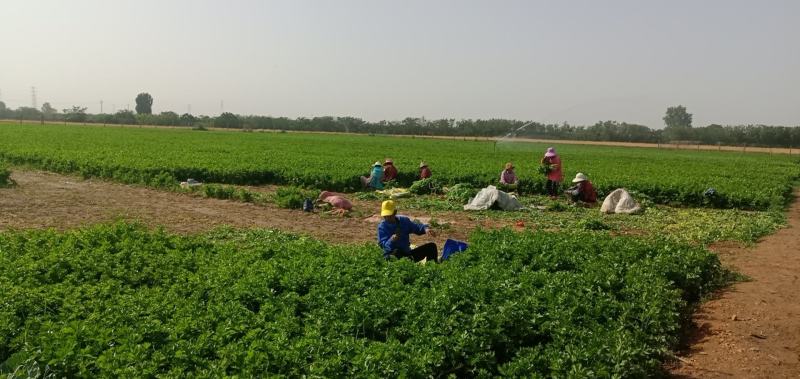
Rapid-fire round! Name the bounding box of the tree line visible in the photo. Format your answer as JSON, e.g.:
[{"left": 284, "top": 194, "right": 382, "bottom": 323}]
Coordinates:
[{"left": 1, "top": 96, "right": 798, "bottom": 148}]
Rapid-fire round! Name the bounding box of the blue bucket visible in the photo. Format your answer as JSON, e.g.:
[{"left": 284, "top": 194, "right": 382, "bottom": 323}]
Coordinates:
[{"left": 441, "top": 239, "right": 468, "bottom": 261}]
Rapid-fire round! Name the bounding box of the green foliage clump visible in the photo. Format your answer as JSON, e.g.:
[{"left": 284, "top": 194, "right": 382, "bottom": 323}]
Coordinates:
[
  {"left": 445, "top": 183, "right": 477, "bottom": 204},
  {"left": 272, "top": 186, "right": 318, "bottom": 209},
  {"left": 409, "top": 177, "right": 443, "bottom": 195},
  {"left": 0, "top": 162, "right": 11, "bottom": 187},
  {"left": 576, "top": 217, "right": 611, "bottom": 231},
  {"left": 0, "top": 223, "right": 724, "bottom": 377}
]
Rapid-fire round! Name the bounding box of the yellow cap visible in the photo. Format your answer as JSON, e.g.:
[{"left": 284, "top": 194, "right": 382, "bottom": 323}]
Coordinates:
[{"left": 380, "top": 200, "right": 396, "bottom": 216}]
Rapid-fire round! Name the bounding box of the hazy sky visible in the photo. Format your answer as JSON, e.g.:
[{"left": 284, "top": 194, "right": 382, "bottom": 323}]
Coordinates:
[{"left": 1, "top": 0, "right": 798, "bottom": 127}]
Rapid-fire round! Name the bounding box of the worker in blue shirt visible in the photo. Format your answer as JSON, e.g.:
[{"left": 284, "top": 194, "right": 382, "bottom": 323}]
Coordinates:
[
  {"left": 360, "top": 161, "right": 385, "bottom": 189},
  {"left": 377, "top": 200, "right": 439, "bottom": 263}
]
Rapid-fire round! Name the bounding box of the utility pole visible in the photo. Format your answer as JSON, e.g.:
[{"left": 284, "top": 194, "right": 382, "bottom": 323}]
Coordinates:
[
  {"left": 100, "top": 100, "right": 104, "bottom": 114},
  {"left": 31, "top": 86, "right": 37, "bottom": 109}
]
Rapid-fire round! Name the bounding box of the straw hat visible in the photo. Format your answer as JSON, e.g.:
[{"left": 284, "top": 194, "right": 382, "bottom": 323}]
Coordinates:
[
  {"left": 373, "top": 161, "right": 382, "bottom": 167},
  {"left": 572, "top": 173, "right": 588, "bottom": 183},
  {"left": 544, "top": 147, "right": 557, "bottom": 157},
  {"left": 505, "top": 162, "right": 514, "bottom": 170},
  {"left": 384, "top": 159, "right": 393, "bottom": 165},
  {"left": 419, "top": 161, "right": 428, "bottom": 168}
]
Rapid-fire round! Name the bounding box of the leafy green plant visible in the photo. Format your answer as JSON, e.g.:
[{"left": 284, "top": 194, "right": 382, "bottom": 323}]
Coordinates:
[
  {"left": 272, "top": 186, "right": 318, "bottom": 209},
  {"left": 576, "top": 218, "right": 611, "bottom": 231},
  {"left": 409, "top": 177, "right": 443, "bottom": 195},
  {"left": 445, "top": 183, "right": 477, "bottom": 204},
  {"left": 0, "top": 223, "right": 724, "bottom": 377},
  {"left": 0, "top": 162, "right": 12, "bottom": 187}
]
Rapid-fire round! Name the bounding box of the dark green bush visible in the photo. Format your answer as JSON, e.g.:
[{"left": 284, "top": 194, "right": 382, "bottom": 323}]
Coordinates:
[{"left": 0, "top": 163, "right": 11, "bottom": 187}]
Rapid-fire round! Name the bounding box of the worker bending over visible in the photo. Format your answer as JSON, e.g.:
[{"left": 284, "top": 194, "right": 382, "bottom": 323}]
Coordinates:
[{"left": 565, "top": 173, "right": 597, "bottom": 205}]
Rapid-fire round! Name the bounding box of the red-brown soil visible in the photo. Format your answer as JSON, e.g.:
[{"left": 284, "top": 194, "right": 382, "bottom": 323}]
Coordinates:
[
  {"left": 0, "top": 170, "right": 507, "bottom": 245},
  {"left": 668, "top": 191, "right": 800, "bottom": 378}
]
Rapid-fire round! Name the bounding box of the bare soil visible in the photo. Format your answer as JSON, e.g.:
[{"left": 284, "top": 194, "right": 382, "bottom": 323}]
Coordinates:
[
  {"left": 668, "top": 190, "right": 800, "bottom": 378},
  {"left": 0, "top": 170, "right": 507, "bottom": 245}
]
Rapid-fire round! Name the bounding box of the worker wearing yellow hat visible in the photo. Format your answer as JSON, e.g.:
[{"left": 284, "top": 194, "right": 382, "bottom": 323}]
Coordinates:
[{"left": 377, "top": 200, "right": 438, "bottom": 262}]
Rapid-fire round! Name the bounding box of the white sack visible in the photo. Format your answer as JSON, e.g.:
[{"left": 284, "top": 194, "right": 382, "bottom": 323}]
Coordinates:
[
  {"left": 464, "top": 185, "right": 523, "bottom": 211},
  {"left": 600, "top": 188, "right": 641, "bottom": 214}
]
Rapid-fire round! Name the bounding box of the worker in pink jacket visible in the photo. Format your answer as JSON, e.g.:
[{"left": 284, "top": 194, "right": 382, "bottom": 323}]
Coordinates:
[
  {"left": 540, "top": 147, "right": 563, "bottom": 199},
  {"left": 499, "top": 162, "right": 519, "bottom": 189}
]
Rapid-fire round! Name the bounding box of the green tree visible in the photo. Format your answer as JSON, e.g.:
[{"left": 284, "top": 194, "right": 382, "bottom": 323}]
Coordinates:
[
  {"left": 135, "top": 93, "right": 153, "bottom": 115},
  {"left": 63, "top": 106, "right": 88, "bottom": 122},
  {"left": 214, "top": 112, "right": 241, "bottom": 128},
  {"left": 114, "top": 110, "right": 137, "bottom": 125},
  {"left": 41, "top": 102, "right": 58, "bottom": 118},
  {"left": 158, "top": 111, "right": 180, "bottom": 126},
  {"left": 663, "top": 105, "right": 692, "bottom": 129},
  {"left": 17, "top": 107, "right": 43, "bottom": 120},
  {"left": 180, "top": 113, "right": 196, "bottom": 126},
  {"left": 663, "top": 105, "right": 693, "bottom": 141}
]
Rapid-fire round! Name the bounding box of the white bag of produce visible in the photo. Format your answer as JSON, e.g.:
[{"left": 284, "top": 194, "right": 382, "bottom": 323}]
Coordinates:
[
  {"left": 464, "top": 186, "right": 523, "bottom": 211},
  {"left": 601, "top": 188, "right": 641, "bottom": 214}
]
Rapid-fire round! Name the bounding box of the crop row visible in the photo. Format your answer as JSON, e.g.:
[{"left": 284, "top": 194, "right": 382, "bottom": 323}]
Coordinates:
[
  {"left": 0, "top": 223, "right": 723, "bottom": 377},
  {"left": 0, "top": 123, "right": 797, "bottom": 209}
]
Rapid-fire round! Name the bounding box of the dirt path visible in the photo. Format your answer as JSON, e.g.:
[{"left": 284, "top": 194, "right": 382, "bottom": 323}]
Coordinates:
[
  {"left": 669, "top": 190, "right": 800, "bottom": 378},
  {"left": 0, "top": 170, "right": 503, "bottom": 246}
]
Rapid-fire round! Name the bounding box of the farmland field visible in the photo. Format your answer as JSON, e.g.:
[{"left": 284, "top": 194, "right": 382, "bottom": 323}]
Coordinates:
[
  {"left": 1, "top": 122, "right": 799, "bottom": 377},
  {"left": 0, "top": 123, "right": 798, "bottom": 209},
  {"left": 0, "top": 223, "right": 723, "bottom": 377}
]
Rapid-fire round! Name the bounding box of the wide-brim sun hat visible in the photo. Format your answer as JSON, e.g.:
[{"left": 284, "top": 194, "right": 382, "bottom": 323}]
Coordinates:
[
  {"left": 384, "top": 159, "right": 393, "bottom": 165},
  {"left": 419, "top": 162, "right": 427, "bottom": 168},
  {"left": 572, "top": 173, "right": 588, "bottom": 183},
  {"left": 505, "top": 162, "right": 514, "bottom": 170},
  {"left": 380, "top": 200, "right": 396, "bottom": 216},
  {"left": 373, "top": 161, "right": 382, "bottom": 167},
  {"left": 544, "top": 147, "right": 557, "bottom": 157}
]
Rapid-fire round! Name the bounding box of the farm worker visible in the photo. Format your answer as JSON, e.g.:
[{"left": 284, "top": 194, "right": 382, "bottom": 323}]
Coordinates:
[
  {"left": 382, "top": 159, "right": 398, "bottom": 182},
  {"left": 499, "top": 162, "right": 519, "bottom": 187},
  {"left": 377, "top": 200, "right": 439, "bottom": 263},
  {"left": 360, "top": 161, "right": 385, "bottom": 189},
  {"left": 317, "top": 191, "right": 353, "bottom": 212},
  {"left": 565, "top": 173, "right": 597, "bottom": 204},
  {"left": 540, "top": 147, "right": 563, "bottom": 199},
  {"left": 419, "top": 162, "right": 432, "bottom": 180}
]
